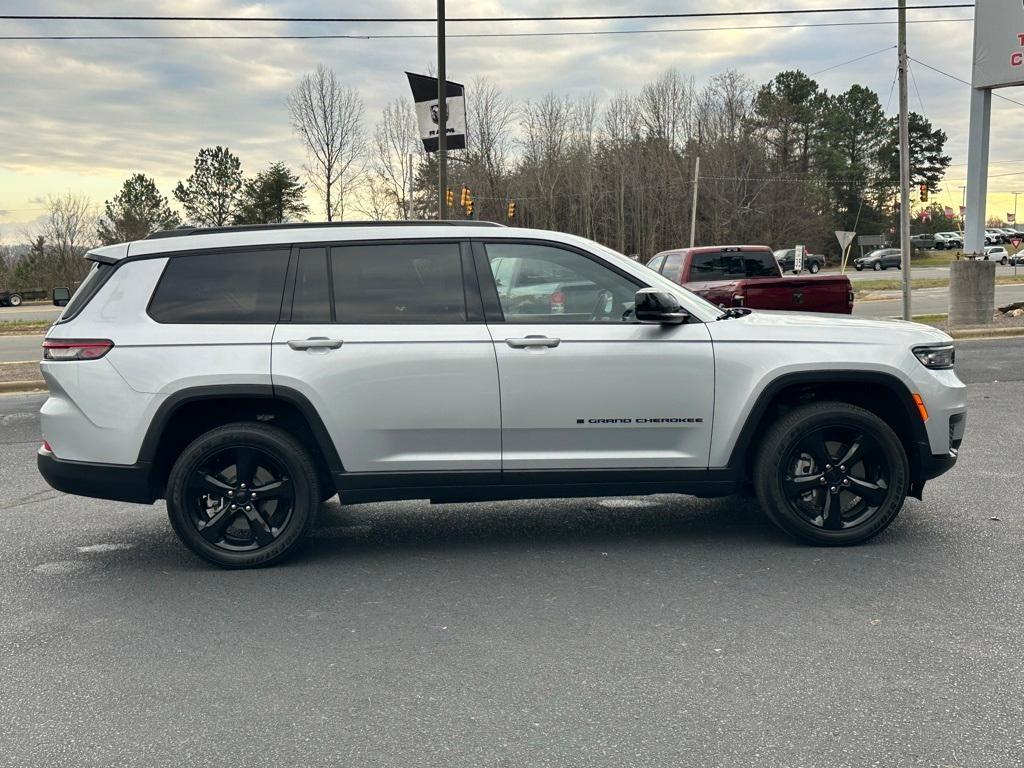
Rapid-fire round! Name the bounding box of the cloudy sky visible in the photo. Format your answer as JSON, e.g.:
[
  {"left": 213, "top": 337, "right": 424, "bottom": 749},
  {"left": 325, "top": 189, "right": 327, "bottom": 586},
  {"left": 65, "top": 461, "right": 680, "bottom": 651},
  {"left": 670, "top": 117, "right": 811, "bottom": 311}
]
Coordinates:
[{"left": 1, "top": 0, "right": 1022, "bottom": 242}]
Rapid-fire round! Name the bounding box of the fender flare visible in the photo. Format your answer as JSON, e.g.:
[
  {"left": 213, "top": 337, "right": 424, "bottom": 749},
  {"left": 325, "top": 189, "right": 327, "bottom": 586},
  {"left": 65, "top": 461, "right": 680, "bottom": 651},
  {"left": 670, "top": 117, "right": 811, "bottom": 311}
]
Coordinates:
[
  {"left": 137, "top": 384, "right": 344, "bottom": 473},
  {"left": 725, "top": 369, "right": 930, "bottom": 473}
]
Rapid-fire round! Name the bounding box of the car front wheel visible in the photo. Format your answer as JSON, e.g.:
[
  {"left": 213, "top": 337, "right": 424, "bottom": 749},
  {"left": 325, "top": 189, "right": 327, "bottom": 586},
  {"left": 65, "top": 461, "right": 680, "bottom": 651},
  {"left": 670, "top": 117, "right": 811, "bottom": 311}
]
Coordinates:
[
  {"left": 754, "top": 401, "right": 910, "bottom": 545},
  {"left": 165, "top": 422, "right": 320, "bottom": 568},
  {"left": 873, "top": 262, "right": 882, "bottom": 271}
]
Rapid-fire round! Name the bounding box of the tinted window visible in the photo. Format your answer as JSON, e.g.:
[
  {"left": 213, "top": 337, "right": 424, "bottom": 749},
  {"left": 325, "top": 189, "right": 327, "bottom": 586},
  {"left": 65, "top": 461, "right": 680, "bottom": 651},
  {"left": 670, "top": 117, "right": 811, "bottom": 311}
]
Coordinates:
[
  {"left": 59, "top": 262, "right": 113, "bottom": 322},
  {"left": 720, "top": 253, "right": 746, "bottom": 278},
  {"left": 690, "top": 253, "right": 725, "bottom": 281},
  {"left": 331, "top": 242, "right": 465, "bottom": 323},
  {"left": 291, "top": 248, "right": 331, "bottom": 323},
  {"left": 646, "top": 254, "right": 666, "bottom": 273},
  {"left": 662, "top": 253, "right": 683, "bottom": 279},
  {"left": 149, "top": 249, "right": 289, "bottom": 324},
  {"left": 484, "top": 242, "right": 639, "bottom": 323},
  {"left": 743, "top": 252, "right": 778, "bottom": 277}
]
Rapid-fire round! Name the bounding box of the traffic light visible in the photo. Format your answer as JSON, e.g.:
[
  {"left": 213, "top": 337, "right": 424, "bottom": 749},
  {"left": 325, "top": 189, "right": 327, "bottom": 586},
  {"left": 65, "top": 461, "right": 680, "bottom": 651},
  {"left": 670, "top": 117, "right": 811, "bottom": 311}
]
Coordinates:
[
  {"left": 466, "top": 197, "right": 474, "bottom": 218},
  {"left": 446, "top": 188, "right": 454, "bottom": 208},
  {"left": 919, "top": 183, "right": 928, "bottom": 202},
  {"left": 459, "top": 186, "right": 470, "bottom": 208},
  {"left": 507, "top": 200, "right": 516, "bottom": 220}
]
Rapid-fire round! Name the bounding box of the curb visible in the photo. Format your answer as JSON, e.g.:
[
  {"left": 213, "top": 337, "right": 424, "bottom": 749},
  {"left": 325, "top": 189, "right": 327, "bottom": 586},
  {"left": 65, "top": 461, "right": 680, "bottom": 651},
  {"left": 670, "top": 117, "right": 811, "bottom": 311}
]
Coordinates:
[
  {"left": 0, "top": 380, "right": 46, "bottom": 394},
  {"left": 948, "top": 327, "right": 1024, "bottom": 340}
]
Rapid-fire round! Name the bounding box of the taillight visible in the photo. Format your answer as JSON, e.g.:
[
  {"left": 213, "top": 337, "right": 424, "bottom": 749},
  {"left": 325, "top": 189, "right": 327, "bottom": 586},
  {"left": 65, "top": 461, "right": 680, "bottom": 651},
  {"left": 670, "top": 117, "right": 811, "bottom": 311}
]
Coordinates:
[
  {"left": 549, "top": 290, "right": 566, "bottom": 314},
  {"left": 42, "top": 339, "right": 113, "bottom": 361}
]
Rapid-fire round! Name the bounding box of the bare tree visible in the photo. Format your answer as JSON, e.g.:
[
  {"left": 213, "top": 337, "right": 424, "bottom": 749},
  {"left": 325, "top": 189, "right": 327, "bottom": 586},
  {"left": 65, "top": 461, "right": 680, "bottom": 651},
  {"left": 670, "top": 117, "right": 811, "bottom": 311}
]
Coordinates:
[
  {"left": 288, "top": 65, "right": 366, "bottom": 221},
  {"left": 371, "top": 97, "right": 420, "bottom": 218},
  {"left": 20, "top": 193, "right": 96, "bottom": 286}
]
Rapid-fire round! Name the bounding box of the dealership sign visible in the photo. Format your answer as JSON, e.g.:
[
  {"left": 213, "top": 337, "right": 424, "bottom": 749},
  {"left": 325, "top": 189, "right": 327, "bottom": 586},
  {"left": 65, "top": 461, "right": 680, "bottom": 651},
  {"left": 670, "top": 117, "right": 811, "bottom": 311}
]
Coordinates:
[{"left": 972, "top": 1, "right": 1024, "bottom": 88}]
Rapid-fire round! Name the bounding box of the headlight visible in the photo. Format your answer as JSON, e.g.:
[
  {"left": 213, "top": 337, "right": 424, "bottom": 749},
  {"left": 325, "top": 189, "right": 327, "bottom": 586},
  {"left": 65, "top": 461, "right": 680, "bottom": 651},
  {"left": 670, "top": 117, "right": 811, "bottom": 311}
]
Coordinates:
[{"left": 913, "top": 344, "right": 955, "bottom": 369}]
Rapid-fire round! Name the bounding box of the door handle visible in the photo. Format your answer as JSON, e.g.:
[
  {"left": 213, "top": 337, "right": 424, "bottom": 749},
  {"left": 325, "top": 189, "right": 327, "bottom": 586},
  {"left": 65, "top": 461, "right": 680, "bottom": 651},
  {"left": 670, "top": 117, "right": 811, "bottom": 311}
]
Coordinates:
[
  {"left": 506, "top": 335, "right": 560, "bottom": 349},
  {"left": 287, "top": 337, "right": 343, "bottom": 350}
]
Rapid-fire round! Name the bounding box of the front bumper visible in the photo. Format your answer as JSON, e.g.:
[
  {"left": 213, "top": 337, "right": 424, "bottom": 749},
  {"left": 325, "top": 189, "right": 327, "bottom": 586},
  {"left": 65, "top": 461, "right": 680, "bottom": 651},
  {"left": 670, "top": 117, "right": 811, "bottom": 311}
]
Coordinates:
[{"left": 37, "top": 448, "right": 157, "bottom": 504}]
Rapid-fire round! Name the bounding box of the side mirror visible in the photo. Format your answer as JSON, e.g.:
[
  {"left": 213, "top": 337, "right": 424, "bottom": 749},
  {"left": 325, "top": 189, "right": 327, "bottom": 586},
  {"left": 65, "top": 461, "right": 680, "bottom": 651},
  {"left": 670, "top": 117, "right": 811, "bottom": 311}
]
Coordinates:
[
  {"left": 634, "top": 288, "right": 690, "bottom": 324},
  {"left": 52, "top": 287, "right": 71, "bottom": 307}
]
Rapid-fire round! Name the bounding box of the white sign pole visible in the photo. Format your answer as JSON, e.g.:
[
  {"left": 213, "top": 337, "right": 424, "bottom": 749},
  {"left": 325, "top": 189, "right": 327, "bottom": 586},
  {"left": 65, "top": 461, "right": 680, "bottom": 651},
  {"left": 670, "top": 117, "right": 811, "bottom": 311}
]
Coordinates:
[{"left": 793, "top": 245, "right": 805, "bottom": 274}]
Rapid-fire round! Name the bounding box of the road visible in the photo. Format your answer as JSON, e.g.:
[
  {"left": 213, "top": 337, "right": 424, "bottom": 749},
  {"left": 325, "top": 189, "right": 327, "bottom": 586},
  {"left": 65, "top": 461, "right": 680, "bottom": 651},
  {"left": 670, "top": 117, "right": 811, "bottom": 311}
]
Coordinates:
[
  {"left": 0, "top": 339, "right": 1021, "bottom": 767},
  {"left": 0, "top": 303, "right": 61, "bottom": 323},
  {"left": 825, "top": 263, "right": 1024, "bottom": 282},
  {"left": 0, "top": 334, "right": 42, "bottom": 362},
  {"left": 853, "top": 282, "right": 1024, "bottom": 319}
]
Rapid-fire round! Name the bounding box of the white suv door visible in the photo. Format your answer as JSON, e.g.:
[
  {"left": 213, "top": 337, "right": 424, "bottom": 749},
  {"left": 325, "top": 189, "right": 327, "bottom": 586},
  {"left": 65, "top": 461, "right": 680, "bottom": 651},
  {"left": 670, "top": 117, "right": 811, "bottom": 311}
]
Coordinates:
[
  {"left": 271, "top": 241, "right": 500, "bottom": 474},
  {"left": 477, "top": 240, "right": 715, "bottom": 470}
]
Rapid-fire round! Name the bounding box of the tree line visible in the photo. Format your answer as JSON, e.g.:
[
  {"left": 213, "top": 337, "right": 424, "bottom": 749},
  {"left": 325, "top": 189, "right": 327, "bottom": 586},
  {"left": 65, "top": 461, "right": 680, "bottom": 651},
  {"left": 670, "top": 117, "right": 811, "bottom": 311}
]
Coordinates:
[{"left": 1, "top": 64, "right": 954, "bottom": 290}]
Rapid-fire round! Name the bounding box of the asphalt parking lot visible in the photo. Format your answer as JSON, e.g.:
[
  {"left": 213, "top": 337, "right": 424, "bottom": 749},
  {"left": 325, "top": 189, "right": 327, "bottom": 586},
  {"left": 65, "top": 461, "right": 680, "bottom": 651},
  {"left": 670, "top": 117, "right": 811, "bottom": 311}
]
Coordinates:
[{"left": 1, "top": 338, "right": 1022, "bottom": 767}]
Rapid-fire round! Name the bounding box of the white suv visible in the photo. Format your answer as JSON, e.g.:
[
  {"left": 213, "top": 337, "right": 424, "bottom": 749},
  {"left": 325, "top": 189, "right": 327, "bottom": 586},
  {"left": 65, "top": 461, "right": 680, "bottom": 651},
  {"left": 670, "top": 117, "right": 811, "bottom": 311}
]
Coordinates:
[{"left": 38, "top": 222, "right": 967, "bottom": 567}]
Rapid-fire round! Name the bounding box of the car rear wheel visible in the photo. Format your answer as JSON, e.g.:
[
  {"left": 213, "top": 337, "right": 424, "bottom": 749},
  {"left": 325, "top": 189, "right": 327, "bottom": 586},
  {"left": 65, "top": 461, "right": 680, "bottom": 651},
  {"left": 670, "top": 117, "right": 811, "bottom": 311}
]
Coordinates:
[
  {"left": 808, "top": 262, "right": 820, "bottom": 274},
  {"left": 754, "top": 401, "right": 910, "bottom": 545},
  {"left": 1000, "top": 257, "right": 1008, "bottom": 265},
  {"left": 7, "top": 293, "right": 22, "bottom": 307},
  {"left": 166, "top": 422, "right": 320, "bottom": 568}
]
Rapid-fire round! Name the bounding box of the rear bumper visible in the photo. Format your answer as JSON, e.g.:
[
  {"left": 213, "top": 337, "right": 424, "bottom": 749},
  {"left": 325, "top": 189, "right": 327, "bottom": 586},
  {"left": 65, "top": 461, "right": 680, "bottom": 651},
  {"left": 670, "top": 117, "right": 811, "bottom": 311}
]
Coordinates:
[{"left": 37, "top": 448, "right": 157, "bottom": 504}]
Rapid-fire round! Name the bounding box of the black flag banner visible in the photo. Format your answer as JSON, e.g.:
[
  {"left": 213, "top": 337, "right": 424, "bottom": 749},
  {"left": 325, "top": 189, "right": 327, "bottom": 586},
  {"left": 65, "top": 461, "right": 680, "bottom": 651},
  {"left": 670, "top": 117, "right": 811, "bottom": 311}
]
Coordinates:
[{"left": 406, "top": 72, "right": 467, "bottom": 152}]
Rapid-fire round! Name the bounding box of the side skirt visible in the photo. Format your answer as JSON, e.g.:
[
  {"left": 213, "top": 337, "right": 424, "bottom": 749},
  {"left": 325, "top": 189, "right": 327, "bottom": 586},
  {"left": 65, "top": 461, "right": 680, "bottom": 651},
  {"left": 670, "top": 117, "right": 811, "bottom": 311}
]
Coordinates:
[{"left": 333, "top": 469, "right": 739, "bottom": 505}]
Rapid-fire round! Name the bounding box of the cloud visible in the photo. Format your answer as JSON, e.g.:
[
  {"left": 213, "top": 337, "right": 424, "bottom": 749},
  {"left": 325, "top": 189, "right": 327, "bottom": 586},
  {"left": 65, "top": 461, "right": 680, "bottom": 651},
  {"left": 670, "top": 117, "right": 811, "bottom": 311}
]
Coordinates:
[{"left": 0, "top": 0, "right": 1021, "bottom": 232}]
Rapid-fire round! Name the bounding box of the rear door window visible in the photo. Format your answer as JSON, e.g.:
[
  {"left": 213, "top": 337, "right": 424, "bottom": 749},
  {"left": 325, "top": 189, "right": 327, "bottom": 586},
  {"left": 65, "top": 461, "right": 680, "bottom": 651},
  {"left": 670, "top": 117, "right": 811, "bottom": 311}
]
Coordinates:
[
  {"left": 662, "top": 253, "right": 683, "bottom": 281},
  {"left": 330, "top": 242, "right": 466, "bottom": 323},
  {"left": 742, "top": 252, "right": 778, "bottom": 277},
  {"left": 149, "top": 249, "right": 289, "bottom": 324}
]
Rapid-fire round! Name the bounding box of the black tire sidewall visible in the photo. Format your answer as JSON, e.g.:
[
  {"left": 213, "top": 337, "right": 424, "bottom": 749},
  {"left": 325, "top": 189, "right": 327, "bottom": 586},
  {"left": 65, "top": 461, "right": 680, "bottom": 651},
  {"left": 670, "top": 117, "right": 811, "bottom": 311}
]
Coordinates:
[
  {"left": 166, "top": 423, "right": 320, "bottom": 568},
  {"left": 754, "top": 402, "right": 910, "bottom": 546}
]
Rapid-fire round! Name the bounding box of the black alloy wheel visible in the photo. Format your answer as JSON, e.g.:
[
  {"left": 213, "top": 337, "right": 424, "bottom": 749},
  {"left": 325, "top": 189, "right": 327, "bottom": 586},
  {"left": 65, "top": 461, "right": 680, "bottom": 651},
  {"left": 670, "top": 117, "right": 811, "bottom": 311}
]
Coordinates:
[
  {"left": 754, "top": 401, "right": 910, "bottom": 545},
  {"left": 187, "top": 445, "right": 294, "bottom": 552},
  {"left": 778, "top": 426, "right": 891, "bottom": 531},
  {"left": 166, "top": 422, "right": 320, "bottom": 567}
]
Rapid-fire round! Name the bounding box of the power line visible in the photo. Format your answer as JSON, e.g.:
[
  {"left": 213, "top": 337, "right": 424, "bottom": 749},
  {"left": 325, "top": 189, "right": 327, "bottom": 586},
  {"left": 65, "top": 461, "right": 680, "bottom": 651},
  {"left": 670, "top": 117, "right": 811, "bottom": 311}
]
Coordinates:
[
  {"left": 909, "top": 56, "right": 1024, "bottom": 111},
  {"left": 0, "top": 18, "right": 973, "bottom": 42},
  {"left": 810, "top": 45, "right": 895, "bottom": 76},
  {"left": 0, "top": 5, "right": 976, "bottom": 24}
]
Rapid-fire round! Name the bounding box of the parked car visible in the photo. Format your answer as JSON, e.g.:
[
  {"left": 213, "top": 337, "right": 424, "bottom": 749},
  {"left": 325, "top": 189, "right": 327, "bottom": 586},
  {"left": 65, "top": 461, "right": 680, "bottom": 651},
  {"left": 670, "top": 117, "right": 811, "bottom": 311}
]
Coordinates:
[
  {"left": 37, "top": 222, "right": 964, "bottom": 567},
  {"left": 650, "top": 245, "right": 853, "bottom": 313},
  {"left": 984, "top": 228, "right": 1005, "bottom": 245},
  {"left": 773, "top": 248, "right": 825, "bottom": 274},
  {"left": 909, "top": 234, "right": 937, "bottom": 250},
  {"left": 854, "top": 248, "right": 902, "bottom": 271},
  {"left": 976, "top": 246, "right": 1010, "bottom": 265},
  {"left": 934, "top": 232, "right": 963, "bottom": 250},
  {"left": 995, "top": 227, "right": 1018, "bottom": 242}
]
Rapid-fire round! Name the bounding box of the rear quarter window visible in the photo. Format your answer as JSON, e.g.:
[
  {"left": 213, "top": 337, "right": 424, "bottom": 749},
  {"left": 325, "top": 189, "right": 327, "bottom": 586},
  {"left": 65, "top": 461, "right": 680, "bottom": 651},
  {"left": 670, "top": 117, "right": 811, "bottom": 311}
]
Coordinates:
[
  {"left": 57, "top": 262, "right": 115, "bottom": 323},
  {"left": 148, "top": 249, "right": 289, "bottom": 324}
]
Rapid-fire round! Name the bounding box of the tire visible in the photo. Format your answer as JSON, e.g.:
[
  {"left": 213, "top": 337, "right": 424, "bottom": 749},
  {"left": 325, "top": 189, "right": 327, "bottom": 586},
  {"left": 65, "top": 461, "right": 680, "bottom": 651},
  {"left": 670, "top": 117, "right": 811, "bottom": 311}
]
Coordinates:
[
  {"left": 873, "top": 262, "right": 882, "bottom": 271},
  {"left": 7, "top": 293, "right": 22, "bottom": 307},
  {"left": 165, "top": 422, "right": 321, "bottom": 568},
  {"left": 808, "top": 262, "right": 820, "bottom": 274},
  {"left": 753, "top": 401, "right": 910, "bottom": 546},
  {"left": 855, "top": 265, "right": 863, "bottom": 271},
  {"left": 1000, "top": 257, "right": 1008, "bottom": 266}
]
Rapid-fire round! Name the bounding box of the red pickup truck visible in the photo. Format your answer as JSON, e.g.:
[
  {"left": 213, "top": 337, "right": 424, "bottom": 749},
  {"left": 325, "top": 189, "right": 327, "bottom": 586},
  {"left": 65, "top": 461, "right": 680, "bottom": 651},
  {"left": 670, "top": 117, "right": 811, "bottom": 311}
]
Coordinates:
[{"left": 647, "top": 245, "right": 854, "bottom": 314}]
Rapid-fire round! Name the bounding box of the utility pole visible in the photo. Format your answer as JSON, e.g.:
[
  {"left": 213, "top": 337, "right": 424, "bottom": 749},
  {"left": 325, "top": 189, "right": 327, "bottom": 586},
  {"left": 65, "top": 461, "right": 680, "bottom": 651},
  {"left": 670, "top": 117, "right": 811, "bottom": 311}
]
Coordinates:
[
  {"left": 689, "top": 156, "right": 700, "bottom": 248},
  {"left": 897, "top": 0, "right": 912, "bottom": 320},
  {"left": 436, "top": 0, "right": 447, "bottom": 220},
  {"left": 407, "top": 153, "right": 415, "bottom": 219},
  {"left": 1013, "top": 191, "right": 1020, "bottom": 224}
]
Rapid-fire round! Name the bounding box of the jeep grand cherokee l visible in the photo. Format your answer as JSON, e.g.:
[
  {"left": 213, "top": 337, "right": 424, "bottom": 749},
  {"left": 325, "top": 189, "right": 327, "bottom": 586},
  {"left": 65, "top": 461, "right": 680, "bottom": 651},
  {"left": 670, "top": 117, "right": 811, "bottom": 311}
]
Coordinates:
[{"left": 37, "top": 222, "right": 966, "bottom": 567}]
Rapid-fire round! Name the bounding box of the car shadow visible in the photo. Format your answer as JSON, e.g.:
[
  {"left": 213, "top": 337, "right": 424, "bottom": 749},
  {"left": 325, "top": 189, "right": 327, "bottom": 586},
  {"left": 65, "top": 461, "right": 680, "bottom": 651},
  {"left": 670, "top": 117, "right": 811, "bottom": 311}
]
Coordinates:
[{"left": 297, "top": 493, "right": 790, "bottom": 564}]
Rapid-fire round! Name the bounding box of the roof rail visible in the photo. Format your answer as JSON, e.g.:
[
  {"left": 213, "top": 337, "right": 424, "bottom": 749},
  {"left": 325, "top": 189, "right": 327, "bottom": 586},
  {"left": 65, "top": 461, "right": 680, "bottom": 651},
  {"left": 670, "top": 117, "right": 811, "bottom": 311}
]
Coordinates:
[{"left": 146, "top": 220, "right": 505, "bottom": 240}]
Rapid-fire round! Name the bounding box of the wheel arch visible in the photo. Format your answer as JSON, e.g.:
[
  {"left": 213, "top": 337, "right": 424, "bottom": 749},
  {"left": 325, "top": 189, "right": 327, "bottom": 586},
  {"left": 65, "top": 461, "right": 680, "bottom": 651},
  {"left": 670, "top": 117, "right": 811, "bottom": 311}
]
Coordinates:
[
  {"left": 727, "top": 370, "right": 931, "bottom": 497},
  {"left": 138, "top": 384, "right": 343, "bottom": 497}
]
